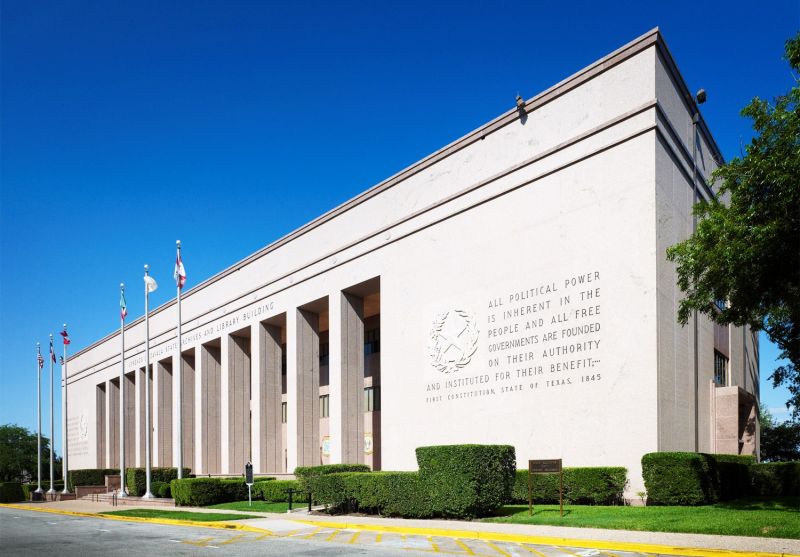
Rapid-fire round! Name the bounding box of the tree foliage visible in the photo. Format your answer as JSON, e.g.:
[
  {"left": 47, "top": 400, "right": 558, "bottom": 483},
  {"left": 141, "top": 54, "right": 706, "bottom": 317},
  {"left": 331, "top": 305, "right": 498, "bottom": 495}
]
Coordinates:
[
  {"left": 0, "top": 424, "right": 60, "bottom": 482},
  {"left": 759, "top": 405, "right": 800, "bottom": 462},
  {"left": 667, "top": 33, "right": 800, "bottom": 418}
]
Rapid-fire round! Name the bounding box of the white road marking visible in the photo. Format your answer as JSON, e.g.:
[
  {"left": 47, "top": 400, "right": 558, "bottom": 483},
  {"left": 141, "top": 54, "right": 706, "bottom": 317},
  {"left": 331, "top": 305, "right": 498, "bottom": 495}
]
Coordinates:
[
  {"left": 169, "top": 540, "right": 181, "bottom": 543},
  {"left": 98, "top": 528, "right": 110, "bottom": 532}
]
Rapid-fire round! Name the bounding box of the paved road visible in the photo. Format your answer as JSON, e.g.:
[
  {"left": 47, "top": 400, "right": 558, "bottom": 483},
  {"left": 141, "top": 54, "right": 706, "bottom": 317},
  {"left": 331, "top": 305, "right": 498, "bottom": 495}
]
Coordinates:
[
  {"left": 0, "top": 507, "right": 419, "bottom": 556},
  {"left": 0, "top": 506, "right": 778, "bottom": 557}
]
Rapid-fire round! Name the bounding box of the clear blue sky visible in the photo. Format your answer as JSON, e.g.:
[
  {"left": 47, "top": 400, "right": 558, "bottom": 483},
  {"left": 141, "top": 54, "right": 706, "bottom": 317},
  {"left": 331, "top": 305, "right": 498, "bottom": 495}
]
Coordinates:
[{"left": 1, "top": 1, "right": 798, "bottom": 453}]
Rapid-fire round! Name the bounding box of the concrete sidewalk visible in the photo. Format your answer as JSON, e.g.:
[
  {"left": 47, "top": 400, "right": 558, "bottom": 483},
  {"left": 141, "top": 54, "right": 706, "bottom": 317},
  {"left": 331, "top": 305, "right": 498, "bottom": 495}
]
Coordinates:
[{"left": 9, "top": 498, "right": 800, "bottom": 556}]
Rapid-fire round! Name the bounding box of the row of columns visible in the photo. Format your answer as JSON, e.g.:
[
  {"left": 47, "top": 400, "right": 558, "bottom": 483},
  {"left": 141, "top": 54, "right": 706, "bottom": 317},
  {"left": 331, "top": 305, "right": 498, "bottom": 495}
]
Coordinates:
[{"left": 97, "top": 286, "right": 380, "bottom": 475}]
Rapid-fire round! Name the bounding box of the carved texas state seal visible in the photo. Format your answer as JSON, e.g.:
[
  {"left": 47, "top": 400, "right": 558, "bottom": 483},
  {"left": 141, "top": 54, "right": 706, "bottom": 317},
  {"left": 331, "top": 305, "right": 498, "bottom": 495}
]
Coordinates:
[{"left": 427, "top": 309, "right": 479, "bottom": 373}]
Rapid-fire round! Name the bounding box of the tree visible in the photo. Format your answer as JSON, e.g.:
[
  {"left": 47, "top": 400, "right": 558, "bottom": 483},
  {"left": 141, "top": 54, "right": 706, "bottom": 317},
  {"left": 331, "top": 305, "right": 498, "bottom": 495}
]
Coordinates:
[
  {"left": 667, "top": 33, "right": 800, "bottom": 418},
  {"left": 759, "top": 405, "right": 800, "bottom": 461},
  {"left": 0, "top": 424, "right": 60, "bottom": 483}
]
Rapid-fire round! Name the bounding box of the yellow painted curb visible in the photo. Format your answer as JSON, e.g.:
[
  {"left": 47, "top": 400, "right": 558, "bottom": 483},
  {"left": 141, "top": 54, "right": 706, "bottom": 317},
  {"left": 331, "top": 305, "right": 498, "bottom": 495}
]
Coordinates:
[
  {"left": 0, "top": 503, "right": 272, "bottom": 535},
  {"left": 289, "top": 518, "right": 800, "bottom": 557}
]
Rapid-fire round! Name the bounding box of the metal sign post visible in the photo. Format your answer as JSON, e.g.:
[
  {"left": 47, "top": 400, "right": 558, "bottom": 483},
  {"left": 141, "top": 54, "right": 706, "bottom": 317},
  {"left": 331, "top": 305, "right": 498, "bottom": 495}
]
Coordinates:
[
  {"left": 528, "top": 459, "right": 563, "bottom": 517},
  {"left": 245, "top": 462, "right": 254, "bottom": 507}
]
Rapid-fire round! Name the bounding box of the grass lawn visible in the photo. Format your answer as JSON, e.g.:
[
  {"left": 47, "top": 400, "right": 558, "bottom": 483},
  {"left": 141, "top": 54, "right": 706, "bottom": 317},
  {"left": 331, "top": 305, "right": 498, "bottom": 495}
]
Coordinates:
[
  {"left": 206, "top": 501, "right": 290, "bottom": 513},
  {"left": 101, "top": 509, "right": 254, "bottom": 522},
  {"left": 484, "top": 497, "right": 800, "bottom": 539}
]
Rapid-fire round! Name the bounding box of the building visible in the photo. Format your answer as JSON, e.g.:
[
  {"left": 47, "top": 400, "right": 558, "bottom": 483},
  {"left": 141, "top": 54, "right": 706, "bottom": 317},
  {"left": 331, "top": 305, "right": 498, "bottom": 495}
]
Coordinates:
[{"left": 65, "top": 28, "right": 759, "bottom": 496}]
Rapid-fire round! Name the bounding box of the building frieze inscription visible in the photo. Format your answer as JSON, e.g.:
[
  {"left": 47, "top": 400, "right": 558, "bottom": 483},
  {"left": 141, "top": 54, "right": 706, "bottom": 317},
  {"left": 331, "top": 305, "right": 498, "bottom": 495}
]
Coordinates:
[
  {"left": 124, "top": 300, "right": 276, "bottom": 369},
  {"left": 425, "top": 271, "right": 602, "bottom": 404}
]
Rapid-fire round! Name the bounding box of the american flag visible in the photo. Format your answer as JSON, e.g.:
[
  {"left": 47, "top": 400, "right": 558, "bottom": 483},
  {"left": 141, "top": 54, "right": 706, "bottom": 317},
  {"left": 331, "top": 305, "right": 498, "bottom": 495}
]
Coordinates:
[{"left": 37, "top": 352, "right": 44, "bottom": 369}]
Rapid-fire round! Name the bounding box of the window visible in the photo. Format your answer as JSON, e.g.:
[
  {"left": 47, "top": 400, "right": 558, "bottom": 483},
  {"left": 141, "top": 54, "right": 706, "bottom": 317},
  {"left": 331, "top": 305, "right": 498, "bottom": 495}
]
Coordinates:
[
  {"left": 319, "top": 342, "right": 329, "bottom": 366},
  {"left": 714, "top": 299, "right": 727, "bottom": 312},
  {"left": 281, "top": 402, "right": 287, "bottom": 423},
  {"left": 364, "top": 327, "right": 381, "bottom": 355},
  {"left": 319, "top": 394, "right": 330, "bottom": 418},
  {"left": 714, "top": 351, "right": 728, "bottom": 386},
  {"left": 364, "top": 386, "right": 381, "bottom": 412},
  {"left": 281, "top": 349, "right": 287, "bottom": 375}
]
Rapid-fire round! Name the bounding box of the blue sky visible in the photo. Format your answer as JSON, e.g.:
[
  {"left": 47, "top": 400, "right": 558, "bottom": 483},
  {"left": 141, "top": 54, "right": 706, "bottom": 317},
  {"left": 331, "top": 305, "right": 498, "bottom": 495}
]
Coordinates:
[{"left": 1, "top": 1, "right": 798, "bottom": 453}]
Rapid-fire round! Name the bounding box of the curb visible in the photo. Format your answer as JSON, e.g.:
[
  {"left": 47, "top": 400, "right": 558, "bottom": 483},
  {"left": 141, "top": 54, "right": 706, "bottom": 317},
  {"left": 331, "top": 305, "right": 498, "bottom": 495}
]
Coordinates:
[
  {"left": 288, "top": 518, "right": 800, "bottom": 557},
  {"left": 0, "top": 503, "right": 273, "bottom": 535}
]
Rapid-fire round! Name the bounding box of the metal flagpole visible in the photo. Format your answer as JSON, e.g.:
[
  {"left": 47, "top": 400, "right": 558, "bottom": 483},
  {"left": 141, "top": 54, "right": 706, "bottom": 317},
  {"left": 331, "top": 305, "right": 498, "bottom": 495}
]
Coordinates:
[
  {"left": 119, "top": 283, "right": 127, "bottom": 497},
  {"left": 47, "top": 334, "right": 55, "bottom": 496},
  {"left": 143, "top": 265, "right": 154, "bottom": 498},
  {"left": 176, "top": 240, "right": 183, "bottom": 480},
  {"left": 35, "top": 343, "right": 43, "bottom": 495},
  {"left": 61, "top": 323, "right": 70, "bottom": 494}
]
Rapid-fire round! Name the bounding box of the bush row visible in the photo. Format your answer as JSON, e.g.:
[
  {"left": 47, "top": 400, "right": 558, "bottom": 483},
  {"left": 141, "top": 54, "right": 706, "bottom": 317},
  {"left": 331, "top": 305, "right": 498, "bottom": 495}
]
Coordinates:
[
  {"left": 310, "top": 471, "right": 431, "bottom": 517},
  {"left": 309, "top": 445, "right": 517, "bottom": 519},
  {"left": 126, "top": 468, "right": 191, "bottom": 497},
  {"left": 295, "top": 464, "right": 371, "bottom": 481},
  {"left": 255, "top": 479, "right": 306, "bottom": 502},
  {"left": 70, "top": 468, "right": 120, "bottom": 487},
  {"left": 640, "top": 452, "right": 798, "bottom": 505},
  {"left": 750, "top": 462, "right": 800, "bottom": 496},
  {"left": 509, "top": 467, "right": 627, "bottom": 505},
  {"left": 171, "top": 477, "right": 277, "bottom": 506},
  {"left": 0, "top": 482, "right": 24, "bottom": 503}
]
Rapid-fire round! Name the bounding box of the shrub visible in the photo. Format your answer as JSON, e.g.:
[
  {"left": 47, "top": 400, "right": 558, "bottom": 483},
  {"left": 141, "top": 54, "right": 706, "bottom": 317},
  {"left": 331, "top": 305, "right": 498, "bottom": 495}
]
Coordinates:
[
  {"left": 642, "top": 452, "right": 713, "bottom": 505},
  {"left": 416, "top": 444, "right": 516, "bottom": 518},
  {"left": 310, "top": 471, "right": 433, "bottom": 517},
  {"left": 0, "top": 482, "right": 24, "bottom": 503},
  {"left": 707, "top": 454, "right": 754, "bottom": 501},
  {"left": 171, "top": 477, "right": 272, "bottom": 506},
  {"left": 126, "top": 468, "right": 190, "bottom": 496},
  {"left": 69, "top": 468, "right": 119, "bottom": 487},
  {"left": 255, "top": 479, "right": 307, "bottom": 503},
  {"left": 510, "top": 467, "right": 627, "bottom": 505},
  {"left": 750, "top": 462, "right": 800, "bottom": 496}
]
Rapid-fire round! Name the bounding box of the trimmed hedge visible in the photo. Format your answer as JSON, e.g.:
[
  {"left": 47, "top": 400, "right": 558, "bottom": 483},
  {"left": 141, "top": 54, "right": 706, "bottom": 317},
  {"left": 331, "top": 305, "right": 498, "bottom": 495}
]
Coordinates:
[
  {"left": 126, "top": 467, "right": 191, "bottom": 497},
  {"left": 510, "top": 467, "right": 627, "bottom": 505},
  {"left": 708, "top": 454, "right": 754, "bottom": 501},
  {"left": 70, "top": 468, "right": 119, "bottom": 487},
  {"left": 750, "top": 462, "right": 800, "bottom": 496},
  {"left": 312, "top": 472, "right": 432, "bottom": 518},
  {"left": 642, "top": 452, "right": 713, "bottom": 505},
  {"left": 416, "top": 444, "right": 515, "bottom": 518},
  {"left": 642, "top": 452, "right": 757, "bottom": 505},
  {"left": 254, "top": 479, "right": 307, "bottom": 502},
  {"left": 171, "top": 477, "right": 272, "bottom": 506},
  {"left": 0, "top": 482, "right": 24, "bottom": 503}
]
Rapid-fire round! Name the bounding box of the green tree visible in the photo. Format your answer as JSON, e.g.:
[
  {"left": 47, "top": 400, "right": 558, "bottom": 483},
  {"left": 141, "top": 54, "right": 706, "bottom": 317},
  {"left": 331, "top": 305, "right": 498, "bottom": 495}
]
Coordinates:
[
  {"left": 759, "top": 405, "right": 800, "bottom": 461},
  {"left": 667, "top": 33, "right": 800, "bottom": 418},
  {"left": 0, "top": 423, "right": 60, "bottom": 483}
]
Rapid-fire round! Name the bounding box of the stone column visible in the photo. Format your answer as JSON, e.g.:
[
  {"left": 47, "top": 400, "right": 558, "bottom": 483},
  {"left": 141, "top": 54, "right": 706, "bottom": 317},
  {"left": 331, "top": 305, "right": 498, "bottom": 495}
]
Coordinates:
[
  {"left": 289, "top": 308, "right": 320, "bottom": 469},
  {"left": 259, "top": 322, "right": 283, "bottom": 473},
  {"left": 157, "top": 360, "right": 173, "bottom": 467},
  {"left": 108, "top": 379, "right": 120, "bottom": 468},
  {"left": 200, "top": 343, "right": 222, "bottom": 474},
  {"left": 178, "top": 351, "right": 195, "bottom": 473},
  {"left": 227, "top": 332, "right": 251, "bottom": 475},
  {"left": 340, "top": 293, "right": 365, "bottom": 463}
]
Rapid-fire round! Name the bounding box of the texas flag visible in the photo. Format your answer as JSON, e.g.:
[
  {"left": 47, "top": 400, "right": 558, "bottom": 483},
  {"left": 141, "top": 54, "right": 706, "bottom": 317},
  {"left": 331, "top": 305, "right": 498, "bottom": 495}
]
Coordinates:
[
  {"left": 60, "top": 330, "right": 70, "bottom": 345},
  {"left": 120, "top": 289, "right": 128, "bottom": 321},
  {"left": 49, "top": 338, "right": 56, "bottom": 362},
  {"left": 174, "top": 250, "right": 186, "bottom": 289}
]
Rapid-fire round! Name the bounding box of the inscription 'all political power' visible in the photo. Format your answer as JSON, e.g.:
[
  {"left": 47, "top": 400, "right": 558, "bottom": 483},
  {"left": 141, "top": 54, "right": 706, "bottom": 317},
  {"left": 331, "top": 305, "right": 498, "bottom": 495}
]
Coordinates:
[{"left": 425, "top": 271, "right": 602, "bottom": 404}]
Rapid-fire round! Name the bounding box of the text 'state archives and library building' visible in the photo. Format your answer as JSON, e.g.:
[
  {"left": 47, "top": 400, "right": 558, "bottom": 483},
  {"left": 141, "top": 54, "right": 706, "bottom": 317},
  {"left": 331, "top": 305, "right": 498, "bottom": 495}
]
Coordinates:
[{"left": 66, "top": 30, "right": 759, "bottom": 495}]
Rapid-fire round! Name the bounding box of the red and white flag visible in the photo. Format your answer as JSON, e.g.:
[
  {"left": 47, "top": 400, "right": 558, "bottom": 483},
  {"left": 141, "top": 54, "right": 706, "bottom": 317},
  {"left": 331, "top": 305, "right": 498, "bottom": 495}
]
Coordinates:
[
  {"left": 174, "top": 251, "right": 186, "bottom": 289},
  {"left": 60, "top": 330, "right": 70, "bottom": 345}
]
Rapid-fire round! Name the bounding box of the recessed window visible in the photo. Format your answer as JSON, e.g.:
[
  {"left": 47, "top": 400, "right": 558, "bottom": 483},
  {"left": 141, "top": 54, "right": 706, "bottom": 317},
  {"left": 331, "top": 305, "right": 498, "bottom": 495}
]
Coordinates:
[
  {"left": 319, "top": 342, "right": 329, "bottom": 366},
  {"left": 281, "top": 402, "right": 287, "bottom": 423},
  {"left": 364, "top": 327, "right": 381, "bottom": 355},
  {"left": 714, "top": 351, "right": 728, "bottom": 386},
  {"left": 319, "top": 394, "right": 330, "bottom": 418},
  {"left": 364, "top": 386, "right": 381, "bottom": 412},
  {"left": 714, "top": 299, "right": 727, "bottom": 311}
]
